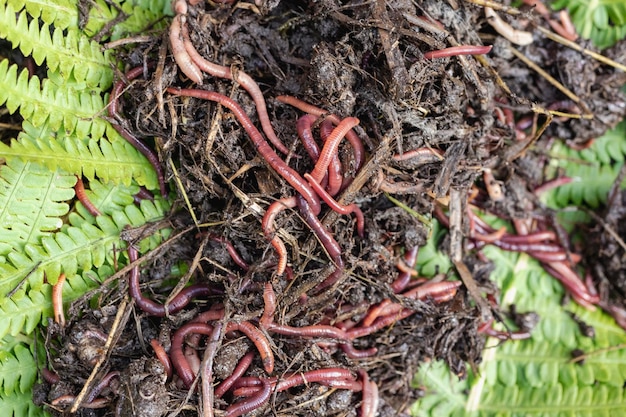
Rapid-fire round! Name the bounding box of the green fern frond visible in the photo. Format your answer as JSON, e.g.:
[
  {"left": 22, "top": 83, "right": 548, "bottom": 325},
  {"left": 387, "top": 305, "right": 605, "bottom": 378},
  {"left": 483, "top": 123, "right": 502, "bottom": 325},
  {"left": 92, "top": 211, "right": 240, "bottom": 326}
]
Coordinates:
[
  {"left": 7, "top": 0, "right": 81, "bottom": 31},
  {"left": 543, "top": 121, "right": 626, "bottom": 209},
  {"left": 0, "top": 187, "right": 169, "bottom": 298},
  {"left": 551, "top": 0, "right": 626, "bottom": 48},
  {"left": 412, "top": 247, "right": 626, "bottom": 417},
  {"left": 0, "top": 266, "right": 113, "bottom": 339},
  {"left": 0, "top": 2, "right": 113, "bottom": 88},
  {"left": 0, "top": 344, "right": 38, "bottom": 396},
  {"left": 0, "top": 60, "right": 109, "bottom": 139},
  {"left": 0, "top": 158, "right": 75, "bottom": 254},
  {"left": 0, "top": 390, "right": 46, "bottom": 417},
  {"left": 1, "top": 121, "right": 158, "bottom": 189},
  {"left": 416, "top": 220, "right": 452, "bottom": 277}
]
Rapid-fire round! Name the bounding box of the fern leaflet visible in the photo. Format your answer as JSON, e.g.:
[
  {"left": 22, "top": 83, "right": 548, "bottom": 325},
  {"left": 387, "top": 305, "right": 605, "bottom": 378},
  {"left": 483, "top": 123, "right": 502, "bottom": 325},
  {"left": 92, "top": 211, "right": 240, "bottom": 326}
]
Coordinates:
[
  {"left": 0, "top": 344, "right": 38, "bottom": 396},
  {"left": 0, "top": 2, "right": 114, "bottom": 88}
]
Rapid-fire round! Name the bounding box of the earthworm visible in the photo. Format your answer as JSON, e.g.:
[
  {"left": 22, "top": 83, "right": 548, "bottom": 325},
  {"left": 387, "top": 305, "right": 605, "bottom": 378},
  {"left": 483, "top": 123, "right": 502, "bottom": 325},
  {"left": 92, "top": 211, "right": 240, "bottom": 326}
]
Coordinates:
[
  {"left": 167, "top": 88, "right": 321, "bottom": 214},
  {"left": 359, "top": 370, "right": 379, "bottom": 417},
  {"left": 268, "top": 322, "right": 348, "bottom": 340},
  {"left": 261, "top": 197, "right": 297, "bottom": 275},
  {"left": 274, "top": 368, "right": 356, "bottom": 392},
  {"left": 74, "top": 176, "right": 101, "bottom": 216},
  {"left": 347, "top": 308, "right": 415, "bottom": 340},
  {"left": 192, "top": 308, "right": 226, "bottom": 323},
  {"left": 362, "top": 280, "right": 461, "bottom": 326},
  {"left": 215, "top": 352, "right": 255, "bottom": 398},
  {"left": 391, "top": 247, "right": 420, "bottom": 293},
  {"left": 108, "top": 67, "right": 167, "bottom": 197},
  {"left": 171, "top": 322, "right": 215, "bottom": 387},
  {"left": 295, "top": 195, "right": 344, "bottom": 290},
  {"left": 296, "top": 114, "right": 322, "bottom": 160},
  {"left": 472, "top": 226, "right": 507, "bottom": 243},
  {"left": 277, "top": 95, "right": 366, "bottom": 170},
  {"left": 392, "top": 147, "right": 444, "bottom": 163},
  {"left": 224, "top": 378, "right": 271, "bottom": 417},
  {"left": 319, "top": 118, "right": 345, "bottom": 195},
  {"left": 542, "top": 261, "right": 599, "bottom": 308},
  {"left": 50, "top": 395, "right": 109, "bottom": 408},
  {"left": 173, "top": 0, "right": 188, "bottom": 15},
  {"left": 86, "top": 371, "right": 120, "bottom": 403},
  {"left": 41, "top": 368, "right": 60, "bottom": 384},
  {"left": 478, "top": 318, "right": 532, "bottom": 340},
  {"left": 127, "top": 246, "right": 211, "bottom": 317},
  {"left": 304, "top": 173, "right": 365, "bottom": 237},
  {"left": 201, "top": 322, "right": 222, "bottom": 417},
  {"left": 180, "top": 18, "right": 289, "bottom": 154},
  {"left": 208, "top": 234, "right": 249, "bottom": 270},
  {"left": 340, "top": 343, "right": 378, "bottom": 358},
  {"left": 499, "top": 231, "right": 557, "bottom": 244},
  {"left": 484, "top": 7, "right": 534, "bottom": 45},
  {"left": 226, "top": 321, "right": 274, "bottom": 374},
  {"left": 150, "top": 339, "right": 172, "bottom": 380},
  {"left": 133, "top": 186, "right": 154, "bottom": 205},
  {"left": 169, "top": 14, "right": 203, "bottom": 84},
  {"left": 423, "top": 45, "right": 492, "bottom": 59},
  {"left": 52, "top": 273, "right": 66, "bottom": 327},
  {"left": 309, "top": 117, "right": 360, "bottom": 184},
  {"left": 534, "top": 177, "right": 573, "bottom": 196},
  {"left": 259, "top": 282, "right": 276, "bottom": 329}
]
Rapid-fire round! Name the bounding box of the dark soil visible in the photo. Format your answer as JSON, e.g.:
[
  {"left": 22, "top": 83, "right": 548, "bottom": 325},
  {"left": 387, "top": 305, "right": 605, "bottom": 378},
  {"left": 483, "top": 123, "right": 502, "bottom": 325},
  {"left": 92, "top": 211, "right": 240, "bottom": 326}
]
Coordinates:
[{"left": 38, "top": 1, "right": 626, "bottom": 416}]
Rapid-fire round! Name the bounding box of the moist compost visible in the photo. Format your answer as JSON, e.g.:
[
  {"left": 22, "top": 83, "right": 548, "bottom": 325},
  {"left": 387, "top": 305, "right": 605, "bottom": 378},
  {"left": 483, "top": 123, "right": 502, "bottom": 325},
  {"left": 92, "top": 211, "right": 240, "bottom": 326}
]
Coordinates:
[{"left": 39, "top": 1, "right": 626, "bottom": 416}]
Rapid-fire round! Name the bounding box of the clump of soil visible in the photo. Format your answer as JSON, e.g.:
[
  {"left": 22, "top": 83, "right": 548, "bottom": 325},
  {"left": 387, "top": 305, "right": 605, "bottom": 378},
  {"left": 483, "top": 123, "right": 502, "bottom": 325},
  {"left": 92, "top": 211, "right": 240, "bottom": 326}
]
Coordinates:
[{"left": 40, "top": 1, "right": 626, "bottom": 416}]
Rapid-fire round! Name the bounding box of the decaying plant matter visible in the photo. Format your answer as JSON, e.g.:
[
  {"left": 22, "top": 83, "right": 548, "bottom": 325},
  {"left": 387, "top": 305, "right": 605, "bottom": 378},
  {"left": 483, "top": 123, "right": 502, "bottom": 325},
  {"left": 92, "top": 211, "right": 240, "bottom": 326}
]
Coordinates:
[{"left": 37, "top": 0, "right": 626, "bottom": 416}]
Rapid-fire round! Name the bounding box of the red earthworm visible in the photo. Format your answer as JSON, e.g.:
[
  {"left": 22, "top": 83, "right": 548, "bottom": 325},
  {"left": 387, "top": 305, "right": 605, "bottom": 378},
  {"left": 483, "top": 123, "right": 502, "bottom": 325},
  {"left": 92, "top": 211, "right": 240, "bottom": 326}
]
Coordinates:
[
  {"left": 304, "top": 173, "right": 365, "bottom": 237},
  {"left": 391, "top": 247, "right": 419, "bottom": 293},
  {"left": 180, "top": 19, "right": 289, "bottom": 155},
  {"left": 423, "top": 45, "right": 492, "bottom": 59},
  {"left": 319, "top": 119, "right": 345, "bottom": 195},
  {"left": 499, "top": 231, "right": 557, "bottom": 244},
  {"left": 225, "top": 378, "right": 271, "bottom": 417},
  {"left": 348, "top": 308, "right": 415, "bottom": 340},
  {"left": 52, "top": 273, "right": 66, "bottom": 327},
  {"left": 478, "top": 318, "right": 532, "bottom": 341},
  {"left": 533, "top": 177, "right": 573, "bottom": 196},
  {"left": 201, "top": 322, "right": 222, "bottom": 417},
  {"left": 527, "top": 250, "right": 581, "bottom": 263},
  {"left": 208, "top": 234, "right": 249, "bottom": 271},
  {"left": 50, "top": 395, "right": 109, "bottom": 408},
  {"left": 472, "top": 226, "right": 507, "bottom": 243},
  {"left": 150, "top": 339, "right": 172, "bottom": 380},
  {"left": 392, "top": 147, "right": 444, "bottom": 163},
  {"left": 168, "top": 88, "right": 321, "bottom": 214},
  {"left": 340, "top": 343, "right": 378, "bottom": 358},
  {"left": 261, "top": 197, "right": 297, "bottom": 275},
  {"left": 108, "top": 67, "right": 167, "bottom": 197},
  {"left": 86, "top": 371, "right": 120, "bottom": 403},
  {"left": 170, "top": 15, "right": 203, "bottom": 84},
  {"left": 192, "top": 308, "right": 226, "bottom": 323},
  {"left": 227, "top": 321, "right": 274, "bottom": 374},
  {"left": 362, "top": 281, "right": 461, "bottom": 326},
  {"left": 260, "top": 282, "right": 276, "bottom": 330},
  {"left": 127, "top": 246, "right": 211, "bottom": 317},
  {"left": 185, "top": 345, "right": 201, "bottom": 376},
  {"left": 268, "top": 322, "right": 348, "bottom": 340},
  {"left": 483, "top": 168, "right": 504, "bottom": 201},
  {"left": 359, "top": 370, "right": 379, "bottom": 417},
  {"left": 297, "top": 114, "right": 322, "bottom": 161},
  {"left": 542, "top": 261, "right": 599, "bottom": 308},
  {"left": 133, "top": 186, "right": 154, "bottom": 205},
  {"left": 171, "top": 322, "right": 215, "bottom": 387},
  {"left": 295, "top": 195, "right": 345, "bottom": 290},
  {"left": 274, "top": 368, "right": 356, "bottom": 392},
  {"left": 41, "top": 368, "right": 60, "bottom": 384},
  {"left": 491, "top": 239, "right": 565, "bottom": 253},
  {"left": 557, "top": 10, "right": 578, "bottom": 41},
  {"left": 309, "top": 117, "right": 360, "bottom": 184},
  {"left": 74, "top": 176, "right": 101, "bottom": 216},
  {"left": 276, "top": 95, "right": 366, "bottom": 170},
  {"left": 215, "top": 352, "right": 255, "bottom": 398}
]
